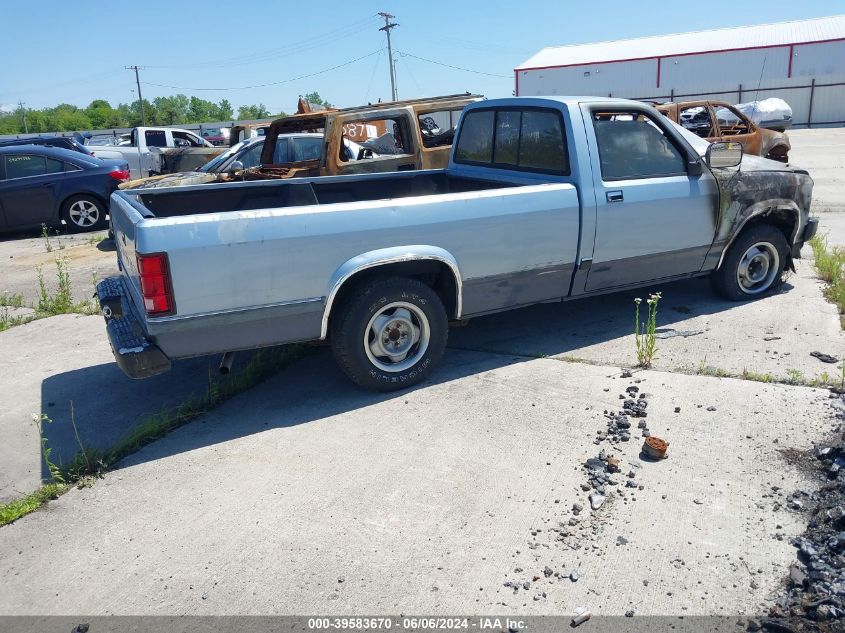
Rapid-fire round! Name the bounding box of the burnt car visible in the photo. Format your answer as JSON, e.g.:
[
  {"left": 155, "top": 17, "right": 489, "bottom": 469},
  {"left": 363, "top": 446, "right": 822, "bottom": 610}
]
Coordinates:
[{"left": 657, "top": 100, "right": 790, "bottom": 162}]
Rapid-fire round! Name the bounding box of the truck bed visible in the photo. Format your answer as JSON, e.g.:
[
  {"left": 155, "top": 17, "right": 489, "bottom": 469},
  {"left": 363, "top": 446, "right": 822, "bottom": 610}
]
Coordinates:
[{"left": 129, "top": 170, "right": 519, "bottom": 218}]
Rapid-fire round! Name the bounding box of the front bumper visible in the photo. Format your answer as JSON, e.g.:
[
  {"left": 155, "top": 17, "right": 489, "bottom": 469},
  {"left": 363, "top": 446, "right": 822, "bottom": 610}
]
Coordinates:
[
  {"left": 96, "top": 277, "right": 171, "bottom": 379},
  {"left": 792, "top": 217, "right": 820, "bottom": 258}
]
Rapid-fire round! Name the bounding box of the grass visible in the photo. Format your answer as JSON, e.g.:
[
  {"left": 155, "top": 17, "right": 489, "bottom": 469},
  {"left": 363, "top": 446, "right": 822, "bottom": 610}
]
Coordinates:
[
  {"left": 810, "top": 234, "right": 845, "bottom": 327},
  {"left": 634, "top": 292, "right": 661, "bottom": 368},
  {"left": 0, "top": 344, "right": 308, "bottom": 527}
]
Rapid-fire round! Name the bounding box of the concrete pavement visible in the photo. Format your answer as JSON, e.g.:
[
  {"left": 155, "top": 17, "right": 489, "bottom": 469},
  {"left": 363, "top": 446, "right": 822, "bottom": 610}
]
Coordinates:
[{"left": 0, "top": 350, "right": 838, "bottom": 615}]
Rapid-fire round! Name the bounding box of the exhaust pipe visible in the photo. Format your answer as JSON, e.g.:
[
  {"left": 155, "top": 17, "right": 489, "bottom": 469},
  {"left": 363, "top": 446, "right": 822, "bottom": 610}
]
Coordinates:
[{"left": 219, "top": 352, "right": 235, "bottom": 375}]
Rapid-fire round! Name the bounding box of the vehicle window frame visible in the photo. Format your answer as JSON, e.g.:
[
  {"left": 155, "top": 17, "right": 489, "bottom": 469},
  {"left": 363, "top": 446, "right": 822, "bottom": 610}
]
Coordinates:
[
  {"left": 713, "top": 103, "right": 753, "bottom": 136},
  {"left": 590, "top": 106, "right": 690, "bottom": 182},
  {"left": 417, "top": 107, "right": 464, "bottom": 151},
  {"left": 338, "top": 116, "right": 414, "bottom": 163},
  {"left": 678, "top": 104, "right": 716, "bottom": 139},
  {"left": 453, "top": 106, "right": 570, "bottom": 176}
]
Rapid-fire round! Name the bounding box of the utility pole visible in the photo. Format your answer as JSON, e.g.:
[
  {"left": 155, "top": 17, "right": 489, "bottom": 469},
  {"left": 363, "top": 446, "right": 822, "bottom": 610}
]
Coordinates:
[
  {"left": 125, "top": 65, "right": 146, "bottom": 126},
  {"left": 378, "top": 12, "right": 398, "bottom": 101},
  {"left": 17, "top": 101, "right": 28, "bottom": 134}
]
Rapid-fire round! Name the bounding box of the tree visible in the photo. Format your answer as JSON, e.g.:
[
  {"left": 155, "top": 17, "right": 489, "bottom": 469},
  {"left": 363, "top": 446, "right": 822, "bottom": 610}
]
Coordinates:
[
  {"left": 302, "top": 91, "right": 332, "bottom": 108},
  {"left": 236, "top": 104, "right": 270, "bottom": 120},
  {"left": 215, "top": 99, "right": 234, "bottom": 121}
]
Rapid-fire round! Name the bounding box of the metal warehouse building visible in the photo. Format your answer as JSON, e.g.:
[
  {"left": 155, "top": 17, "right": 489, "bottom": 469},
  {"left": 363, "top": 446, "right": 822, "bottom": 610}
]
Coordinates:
[{"left": 515, "top": 15, "right": 845, "bottom": 127}]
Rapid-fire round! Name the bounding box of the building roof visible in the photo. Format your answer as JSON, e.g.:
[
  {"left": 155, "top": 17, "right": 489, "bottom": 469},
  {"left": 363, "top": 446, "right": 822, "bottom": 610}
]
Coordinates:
[{"left": 516, "top": 14, "right": 845, "bottom": 71}]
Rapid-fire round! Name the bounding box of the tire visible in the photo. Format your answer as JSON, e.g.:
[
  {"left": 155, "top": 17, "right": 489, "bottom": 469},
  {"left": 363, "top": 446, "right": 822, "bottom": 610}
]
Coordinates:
[
  {"left": 330, "top": 277, "right": 448, "bottom": 391},
  {"left": 62, "top": 195, "right": 107, "bottom": 233},
  {"left": 711, "top": 224, "right": 790, "bottom": 301}
]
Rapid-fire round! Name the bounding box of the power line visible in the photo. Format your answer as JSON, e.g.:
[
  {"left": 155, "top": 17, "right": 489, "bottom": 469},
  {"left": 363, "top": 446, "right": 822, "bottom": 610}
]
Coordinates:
[
  {"left": 378, "top": 12, "right": 399, "bottom": 101},
  {"left": 141, "top": 49, "right": 385, "bottom": 92},
  {"left": 396, "top": 51, "right": 510, "bottom": 78},
  {"left": 144, "top": 16, "right": 382, "bottom": 70}
]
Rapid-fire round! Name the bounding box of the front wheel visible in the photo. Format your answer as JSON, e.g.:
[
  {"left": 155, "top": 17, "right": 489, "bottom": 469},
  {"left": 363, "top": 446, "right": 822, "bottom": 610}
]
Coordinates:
[
  {"left": 711, "top": 224, "right": 789, "bottom": 300},
  {"left": 330, "top": 277, "right": 448, "bottom": 391},
  {"left": 62, "top": 195, "right": 107, "bottom": 232}
]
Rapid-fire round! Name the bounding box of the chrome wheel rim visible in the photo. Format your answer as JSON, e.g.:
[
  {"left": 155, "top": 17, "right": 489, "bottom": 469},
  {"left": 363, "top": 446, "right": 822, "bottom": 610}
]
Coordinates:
[
  {"left": 736, "top": 241, "right": 780, "bottom": 295},
  {"left": 364, "top": 301, "right": 430, "bottom": 373},
  {"left": 68, "top": 200, "right": 100, "bottom": 228}
]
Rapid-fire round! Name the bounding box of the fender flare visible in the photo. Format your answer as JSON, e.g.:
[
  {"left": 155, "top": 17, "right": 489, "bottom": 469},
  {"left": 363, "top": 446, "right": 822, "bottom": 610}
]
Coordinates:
[
  {"left": 320, "top": 245, "right": 463, "bottom": 339},
  {"left": 716, "top": 199, "right": 801, "bottom": 270}
]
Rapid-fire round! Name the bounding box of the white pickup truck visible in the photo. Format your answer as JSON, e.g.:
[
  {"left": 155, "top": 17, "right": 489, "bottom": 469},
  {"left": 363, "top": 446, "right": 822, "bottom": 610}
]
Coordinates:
[
  {"left": 88, "top": 127, "right": 220, "bottom": 179},
  {"left": 96, "top": 96, "right": 816, "bottom": 391}
]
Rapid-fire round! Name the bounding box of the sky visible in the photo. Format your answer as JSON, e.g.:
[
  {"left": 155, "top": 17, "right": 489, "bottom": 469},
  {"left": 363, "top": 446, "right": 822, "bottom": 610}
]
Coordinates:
[{"left": 1, "top": 0, "right": 842, "bottom": 114}]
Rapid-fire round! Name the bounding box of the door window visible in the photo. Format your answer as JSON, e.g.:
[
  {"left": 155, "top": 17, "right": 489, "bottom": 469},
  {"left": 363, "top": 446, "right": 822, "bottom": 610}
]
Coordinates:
[
  {"left": 714, "top": 105, "right": 750, "bottom": 136},
  {"left": 172, "top": 131, "right": 204, "bottom": 147},
  {"left": 592, "top": 110, "right": 686, "bottom": 180},
  {"left": 454, "top": 107, "right": 569, "bottom": 174},
  {"left": 339, "top": 117, "right": 411, "bottom": 162},
  {"left": 4, "top": 155, "right": 64, "bottom": 179},
  {"left": 418, "top": 108, "right": 463, "bottom": 148},
  {"left": 678, "top": 106, "right": 715, "bottom": 138},
  {"left": 235, "top": 142, "right": 265, "bottom": 168},
  {"left": 144, "top": 130, "right": 167, "bottom": 147}
]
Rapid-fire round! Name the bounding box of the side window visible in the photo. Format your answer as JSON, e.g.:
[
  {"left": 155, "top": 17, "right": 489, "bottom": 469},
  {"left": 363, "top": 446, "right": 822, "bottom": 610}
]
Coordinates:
[
  {"left": 44, "top": 158, "right": 64, "bottom": 174},
  {"left": 235, "top": 142, "right": 264, "bottom": 169},
  {"left": 418, "top": 108, "right": 462, "bottom": 148},
  {"left": 339, "top": 117, "right": 411, "bottom": 162},
  {"left": 455, "top": 108, "right": 569, "bottom": 174},
  {"left": 592, "top": 110, "right": 686, "bottom": 180},
  {"left": 64, "top": 162, "right": 82, "bottom": 172},
  {"left": 454, "top": 110, "right": 494, "bottom": 163},
  {"left": 679, "top": 106, "right": 715, "bottom": 138},
  {"left": 292, "top": 137, "right": 323, "bottom": 162},
  {"left": 173, "top": 131, "right": 203, "bottom": 147},
  {"left": 714, "top": 105, "right": 750, "bottom": 136},
  {"left": 272, "top": 139, "right": 291, "bottom": 164},
  {"left": 144, "top": 130, "right": 167, "bottom": 148},
  {"left": 5, "top": 154, "right": 48, "bottom": 179}
]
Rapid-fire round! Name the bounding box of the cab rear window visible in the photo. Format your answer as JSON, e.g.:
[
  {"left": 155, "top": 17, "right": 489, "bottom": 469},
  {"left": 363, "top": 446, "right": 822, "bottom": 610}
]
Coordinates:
[{"left": 454, "top": 107, "right": 569, "bottom": 175}]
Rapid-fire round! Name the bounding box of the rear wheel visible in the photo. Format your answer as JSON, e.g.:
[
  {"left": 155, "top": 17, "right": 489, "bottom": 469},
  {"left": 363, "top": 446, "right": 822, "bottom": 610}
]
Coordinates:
[
  {"left": 62, "top": 195, "right": 107, "bottom": 232},
  {"left": 330, "top": 277, "right": 448, "bottom": 391},
  {"left": 711, "top": 224, "right": 789, "bottom": 300}
]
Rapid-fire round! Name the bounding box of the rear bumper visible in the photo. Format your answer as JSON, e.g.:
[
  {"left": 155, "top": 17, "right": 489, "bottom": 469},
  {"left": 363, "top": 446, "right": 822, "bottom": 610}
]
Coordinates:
[{"left": 96, "top": 276, "right": 171, "bottom": 379}]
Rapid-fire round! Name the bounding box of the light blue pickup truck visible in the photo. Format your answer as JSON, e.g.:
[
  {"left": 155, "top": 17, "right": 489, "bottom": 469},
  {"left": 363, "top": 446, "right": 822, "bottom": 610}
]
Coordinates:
[{"left": 97, "top": 96, "right": 817, "bottom": 390}]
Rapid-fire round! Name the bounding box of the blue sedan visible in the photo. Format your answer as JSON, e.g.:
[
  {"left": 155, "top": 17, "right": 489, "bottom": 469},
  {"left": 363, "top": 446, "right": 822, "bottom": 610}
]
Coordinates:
[{"left": 0, "top": 145, "right": 129, "bottom": 233}]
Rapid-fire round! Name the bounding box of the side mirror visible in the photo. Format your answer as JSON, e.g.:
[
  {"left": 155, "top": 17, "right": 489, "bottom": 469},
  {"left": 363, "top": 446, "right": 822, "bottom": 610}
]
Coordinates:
[
  {"left": 705, "top": 141, "right": 743, "bottom": 168},
  {"left": 229, "top": 160, "right": 244, "bottom": 173}
]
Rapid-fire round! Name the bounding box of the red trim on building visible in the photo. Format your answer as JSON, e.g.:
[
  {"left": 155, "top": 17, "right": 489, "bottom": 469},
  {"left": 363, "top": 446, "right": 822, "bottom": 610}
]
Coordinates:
[
  {"left": 513, "top": 37, "right": 845, "bottom": 73},
  {"left": 788, "top": 43, "right": 795, "bottom": 77},
  {"left": 656, "top": 57, "right": 661, "bottom": 88}
]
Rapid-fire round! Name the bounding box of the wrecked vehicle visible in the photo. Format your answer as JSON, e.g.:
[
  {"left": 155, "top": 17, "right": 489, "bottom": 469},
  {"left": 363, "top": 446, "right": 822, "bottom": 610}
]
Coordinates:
[
  {"left": 119, "top": 133, "right": 324, "bottom": 190},
  {"left": 228, "top": 122, "right": 270, "bottom": 146},
  {"left": 96, "top": 96, "right": 816, "bottom": 391},
  {"left": 251, "top": 93, "right": 483, "bottom": 179},
  {"left": 657, "top": 100, "right": 791, "bottom": 162}
]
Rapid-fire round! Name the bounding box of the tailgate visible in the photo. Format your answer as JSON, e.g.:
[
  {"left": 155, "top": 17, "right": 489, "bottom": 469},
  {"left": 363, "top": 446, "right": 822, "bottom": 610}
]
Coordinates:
[{"left": 109, "top": 191, "right": 148, "bottom": 305}]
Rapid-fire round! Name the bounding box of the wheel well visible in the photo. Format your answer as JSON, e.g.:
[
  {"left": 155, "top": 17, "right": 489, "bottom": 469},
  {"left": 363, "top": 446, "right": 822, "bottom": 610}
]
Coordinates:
[
  {"left": 765, "top": 145, "right": 789, "bottom": 162},
  {"left": 740, "top": 209, "right": 796, "bottom": 246},
  {"left": 330, "top": 260, "right": 460, "bottom": 324}
]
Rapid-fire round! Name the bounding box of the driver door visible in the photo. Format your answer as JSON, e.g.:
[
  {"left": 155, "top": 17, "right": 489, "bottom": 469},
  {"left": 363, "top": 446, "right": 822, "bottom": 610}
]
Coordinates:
[
  {"left": 328, "top": 107, "right": 419, "bottom": 174},
  {"left": 710, "top": 103, "right": 757, "bottom": 153}
]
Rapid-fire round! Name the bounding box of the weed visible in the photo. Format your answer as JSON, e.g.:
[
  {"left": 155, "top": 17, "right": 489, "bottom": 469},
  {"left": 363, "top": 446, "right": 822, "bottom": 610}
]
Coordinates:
[
  {"left": 40, "top": 224, "right": 53, "bottom": 253},
  {"left": 785, "top": 368, "right": 805, "bottom": 385},
  {"left": 34, "top": 258, "right": 97, "bottom": 318},
  {"left": 810, "top": 234, "right": 845, "bottom": 327},
  {"left": 0, "top": 306, "right": 32, "bottom": 332},
  {"left": 32, "top": 413, "right": 64, "bottom": 484},
  {"left": 634, "top": 292, "right": 661, "bottom": 368},
  {"left": 0, "top": 292, "right": 24, "bottom": 308},
  {"left": 0, "top": 483, "right": 69, "bottom": 527}
]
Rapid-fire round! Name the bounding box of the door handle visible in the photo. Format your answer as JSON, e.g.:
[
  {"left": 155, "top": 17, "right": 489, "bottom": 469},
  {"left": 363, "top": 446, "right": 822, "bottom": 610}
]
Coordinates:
[
  {"left": 41, "top": 182, "right": 54, "bottom": 188},
  {"left": 606, "top": 190, "right": 624, "bottom": 203}
]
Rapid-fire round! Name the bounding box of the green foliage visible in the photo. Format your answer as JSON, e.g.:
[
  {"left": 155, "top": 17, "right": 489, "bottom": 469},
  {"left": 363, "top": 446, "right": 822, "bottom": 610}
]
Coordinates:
[
  {"left": 0, "top": 483, "right": 68, "bottom": 527},
  {"left": 634, "top": 292, "right": 661, "bottom": 368},
  {"left": 303, "top": 91, "right": 333, "bottom": 108},
  {"left": 237, "top": 103, "right": 271, "bottom": 120},
  {"left": 0, "top": 96, "right": 266, "bottom": 134},
  {"left": 810, "top": 235, "right": 845, "bottom": 327}
]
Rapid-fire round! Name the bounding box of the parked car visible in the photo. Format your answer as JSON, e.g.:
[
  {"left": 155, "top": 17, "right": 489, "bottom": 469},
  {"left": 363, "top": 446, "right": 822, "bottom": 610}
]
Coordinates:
[
  {"left": 657, "top": 100, "right": 791, "bottom": 162},
  {"left": 0, "top": 146, "right": 129, "bottom": 233},
  {"left": 0, "top": 135, "right": 94, "bottom": 157},
  {"left": 120, "top": 133, "right": 370, "bottom": 190},
  {"left": 95, "top": 96, "right": 816, "bottom": 390},
  {"left": 87, "top": 126, "right": 222, "bottom": 179}
]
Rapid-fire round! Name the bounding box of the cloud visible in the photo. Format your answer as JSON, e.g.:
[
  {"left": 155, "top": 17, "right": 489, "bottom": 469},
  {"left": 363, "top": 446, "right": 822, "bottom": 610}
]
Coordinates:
[{"left": 0, "top": 103, "right": 16, "bottom": 113}]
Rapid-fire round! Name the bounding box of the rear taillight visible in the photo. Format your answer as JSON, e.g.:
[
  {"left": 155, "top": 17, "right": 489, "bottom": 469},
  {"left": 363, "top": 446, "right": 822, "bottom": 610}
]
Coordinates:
[
  {"left": 136, "top": 252, "right": 174, "bottom": 316},
  {"left": 109, "top": 168, "right": 130, "bottom": 182}
]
